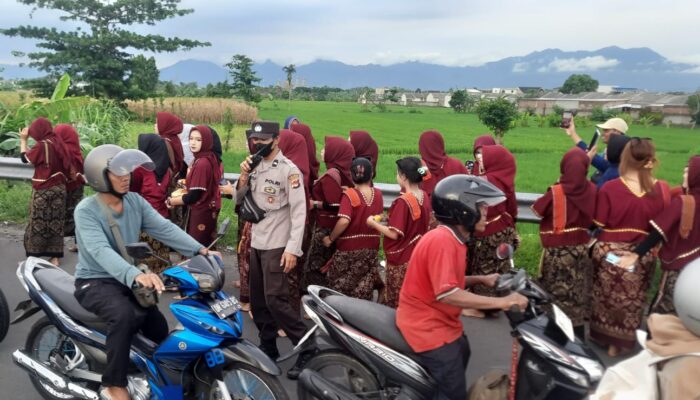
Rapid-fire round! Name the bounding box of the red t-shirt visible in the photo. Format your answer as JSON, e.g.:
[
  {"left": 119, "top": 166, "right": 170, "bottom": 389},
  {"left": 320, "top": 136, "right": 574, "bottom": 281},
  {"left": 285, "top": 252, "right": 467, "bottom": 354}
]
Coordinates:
[{"left": 396, "top": 225, "right": 467, "bottom": 353}]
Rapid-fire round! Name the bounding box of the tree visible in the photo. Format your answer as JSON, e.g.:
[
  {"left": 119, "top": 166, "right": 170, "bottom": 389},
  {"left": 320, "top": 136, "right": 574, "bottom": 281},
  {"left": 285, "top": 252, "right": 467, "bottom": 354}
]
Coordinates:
[
  {"left": 688, "top": 93, "right": 700, "bottom": 127},
  {"left": 226, "top": 54, "right": 261, "bottom": 104},
  {"left": 385, "top": 87, "right": 399, "bottom": 103},
  {"left": 125, "top": 55, "right": 159, "bottom": 100},
  {"left": 1, "top": 0, "right": 209, "bottom": 100},
  {"left": 283, "top": 64, "right": 296, "bottom": 101},
  {"left": 560, "top": 74, "right": 599, "bottom": 94},
  {"left": 475, "top": 97, "right": 518, "bottom": 144},
  {"left": 448, "top": 89, "right": 474, "bottom": 113}
]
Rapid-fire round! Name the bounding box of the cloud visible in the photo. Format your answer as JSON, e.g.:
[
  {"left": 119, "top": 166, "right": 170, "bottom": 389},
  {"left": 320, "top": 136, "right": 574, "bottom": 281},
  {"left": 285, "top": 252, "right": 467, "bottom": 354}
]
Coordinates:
[
  {"left": 538, "top": 56, "right": 620, "bottom": 72},
  {"left": 512, "top": 62, "right": 529, "bottom": 72}
]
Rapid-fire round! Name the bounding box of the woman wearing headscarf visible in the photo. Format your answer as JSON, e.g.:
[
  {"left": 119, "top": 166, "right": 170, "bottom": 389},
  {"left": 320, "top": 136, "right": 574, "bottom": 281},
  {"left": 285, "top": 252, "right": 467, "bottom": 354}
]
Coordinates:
[
  {"left": 130, "top": 134, "right": 173, "bottom": 272},
  {"left": 322, "top": 157, "right": 384, "bottom": 300},
  {"left": 349, "top": 130, "right": 379, "bottom": 180},
  {"left": 278, "top": 128, "right": 311, "bottom": 311},
  {"left": 532, "top": 148, "right": 597, "bottom": 335},
  {"left": 156, "top": 112, "right": 186, "bottom": 228},
  {"left": 290, "top": 121, "right": 320, "bottom": 188},
  {"left": 418, "top": 130, "right": 468, "bottom": 196},
  {"left": 19, "top": 117, "right": 70, "bottom": 266},
  {"left": 284, "top": 115, "right": 300, "bottom": 129},
  {"left": 167, "top": 125, "right": 222, "bottom": 247},
  {"left": 55, "top": 124, "right": 85, "bottom": 252},
  {"left": 304, "top": 136, "right": 355, "bottom": 290},
  {"left": 469, "top": 134, "right": 496, "bottom": 175},
  {"left": 470, "top": 145, "right": 519, "bottom": 298},
  {"left": 617, "top": 155, "right": 700, "bottom": 315},
  {"left": 590, "top": 138, "right": 670, "bottom": 357}
]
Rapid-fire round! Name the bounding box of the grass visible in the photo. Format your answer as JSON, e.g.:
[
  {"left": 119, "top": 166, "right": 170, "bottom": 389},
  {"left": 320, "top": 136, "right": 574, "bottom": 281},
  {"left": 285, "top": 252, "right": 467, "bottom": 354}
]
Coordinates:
[
  {"left": 3, "top": 99, "right": 699, "bottom": 274},
  {"left": 125, "top": 97, "right": 258, "bottom": 126}
]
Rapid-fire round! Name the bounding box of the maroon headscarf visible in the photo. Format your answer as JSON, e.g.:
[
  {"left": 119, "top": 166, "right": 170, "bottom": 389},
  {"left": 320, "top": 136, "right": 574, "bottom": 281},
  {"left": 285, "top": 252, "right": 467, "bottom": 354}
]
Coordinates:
[
  {"left": 157, "top": 112, "right": 185, "bottom": 173},
  {"left": 279, "top": 129, "right": 311, "bottom": 192},
  {"left": 688, "top": 155, "right": 700, "bottom": 195},
  {"left": 187, "top": 125, "right": 222, "bottom": 208},
  {"left": 349, "top": 130, "right": 379, "bottom": 178},
  {"left": 54, "top": 124, "right": 84, "bottom": 189},
  {"left": 533, "top": 147, "right": 597, "bottom": 225},
  {"left": 418, "top": 130, "right": 447, "bottom": 173},
  {"left": 481, "top": 145, "right": 518, "bottom": 224},
  {"left": 324, "top": 136, "right": 355, "bottom": 187},
  {"left": 473, "top": 134, "right": 496, "bottom": 155},
  {"left": 290, "top": 123, "right": 320, "bottom": 184},
  {"left": 28, "top": 118, "right": 71, "bottom": 174}
]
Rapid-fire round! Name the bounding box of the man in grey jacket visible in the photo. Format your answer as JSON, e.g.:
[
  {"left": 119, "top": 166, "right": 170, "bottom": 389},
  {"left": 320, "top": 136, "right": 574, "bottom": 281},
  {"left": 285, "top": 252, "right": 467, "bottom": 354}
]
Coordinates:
[{"left": 73, "top": 145, "right": 213, "bottom": 400}]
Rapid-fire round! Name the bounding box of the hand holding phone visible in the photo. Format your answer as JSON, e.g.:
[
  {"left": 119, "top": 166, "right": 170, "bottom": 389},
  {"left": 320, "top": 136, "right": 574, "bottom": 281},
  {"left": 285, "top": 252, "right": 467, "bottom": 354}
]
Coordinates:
[
  {"left": 605, "top": 252, "right": 635, "bottom": 272},
  {"left": 588, "top": 129, "right": 601, "bottom": 151},
  {"left": 560, "top": 111, "right": 573, "bottom": 129}
]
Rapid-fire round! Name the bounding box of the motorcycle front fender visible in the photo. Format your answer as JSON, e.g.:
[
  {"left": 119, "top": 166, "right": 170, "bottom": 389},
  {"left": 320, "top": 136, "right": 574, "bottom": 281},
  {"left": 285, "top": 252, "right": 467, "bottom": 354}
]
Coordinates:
[
  {"left": 222, "top": 339, "right": 282, "bottom": 375},
  {"left": 11, "top": 299, "right": 41, "bottom": 325}
]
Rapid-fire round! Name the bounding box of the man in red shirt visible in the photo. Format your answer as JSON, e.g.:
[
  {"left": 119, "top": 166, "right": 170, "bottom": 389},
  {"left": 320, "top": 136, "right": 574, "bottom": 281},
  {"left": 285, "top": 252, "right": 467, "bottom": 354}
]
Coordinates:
[{"left": 397, "top": 175, "right": 528, "bottom": 400}]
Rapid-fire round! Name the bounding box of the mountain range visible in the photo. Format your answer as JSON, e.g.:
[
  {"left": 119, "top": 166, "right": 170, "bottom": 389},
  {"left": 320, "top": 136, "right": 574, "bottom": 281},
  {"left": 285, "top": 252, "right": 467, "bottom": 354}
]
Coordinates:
[{"left": 3, "top": 46, "right": 700, "bottom": 92}]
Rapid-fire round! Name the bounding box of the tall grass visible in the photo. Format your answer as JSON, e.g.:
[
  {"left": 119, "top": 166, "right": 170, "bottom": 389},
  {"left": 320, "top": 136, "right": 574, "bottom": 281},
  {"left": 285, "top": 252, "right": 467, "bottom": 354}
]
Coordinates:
[
  {"left": 0, "top": 180, "right": 32, "bottom": 223},
  {"left": 126, "top": 97, "right": 258, "bottom": 125}
]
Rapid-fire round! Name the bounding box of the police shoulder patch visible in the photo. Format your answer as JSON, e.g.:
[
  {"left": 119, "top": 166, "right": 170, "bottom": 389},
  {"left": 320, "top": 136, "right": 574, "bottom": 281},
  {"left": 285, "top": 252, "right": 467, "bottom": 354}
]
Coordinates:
[{"left": 289, "top": 173, "right": 301, "bottom": 189}]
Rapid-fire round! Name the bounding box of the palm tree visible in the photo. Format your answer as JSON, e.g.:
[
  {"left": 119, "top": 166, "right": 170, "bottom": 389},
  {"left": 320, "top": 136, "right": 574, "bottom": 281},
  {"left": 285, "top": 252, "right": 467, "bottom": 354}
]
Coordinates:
[{"left": 283, "top": 64, "right": 296, "bottom": 103}]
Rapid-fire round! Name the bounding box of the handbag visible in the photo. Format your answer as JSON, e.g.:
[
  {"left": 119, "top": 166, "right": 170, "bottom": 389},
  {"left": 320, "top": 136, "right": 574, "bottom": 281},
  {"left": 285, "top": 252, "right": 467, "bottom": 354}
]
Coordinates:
[{"left": 238, "top": 189, "right": 267, "bottom": 223}]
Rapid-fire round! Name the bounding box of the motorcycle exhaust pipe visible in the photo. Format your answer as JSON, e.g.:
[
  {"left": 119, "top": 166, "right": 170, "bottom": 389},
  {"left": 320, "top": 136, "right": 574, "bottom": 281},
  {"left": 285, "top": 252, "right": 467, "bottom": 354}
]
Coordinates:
[
  {"left": 12, "top": 349, "right": 99, "bottom": 400},
  {"left": 299, "top": 369, "right": 362, "bottom": 400}
]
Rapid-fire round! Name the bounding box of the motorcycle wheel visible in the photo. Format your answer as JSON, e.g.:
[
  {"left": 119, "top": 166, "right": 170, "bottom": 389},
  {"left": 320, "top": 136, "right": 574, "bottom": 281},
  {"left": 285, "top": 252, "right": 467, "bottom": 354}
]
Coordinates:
[
  {"left": 25, "top": 316, "right": 100, "bottom": 400},
  {"left": 210, "top": 362, "right": 290, "bottom": 400},
  {"left": 297, "top": 351, "right": 381, "bottom": 400},
  {"left": 0, "top": 288, "right": 9, "bottom": 342}
]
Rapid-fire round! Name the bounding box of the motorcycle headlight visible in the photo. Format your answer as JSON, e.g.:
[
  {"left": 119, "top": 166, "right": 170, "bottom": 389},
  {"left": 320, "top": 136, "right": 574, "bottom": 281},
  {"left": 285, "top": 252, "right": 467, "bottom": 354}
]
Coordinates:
[
  {"left": 570, "top": 355, "right": 604, "bottom": 383},
  {"left": 556, "top": 364, "right": 588, "bottom": 388},
  {"left": 191, "top": 272, "right": 216, "bottom": 292}
]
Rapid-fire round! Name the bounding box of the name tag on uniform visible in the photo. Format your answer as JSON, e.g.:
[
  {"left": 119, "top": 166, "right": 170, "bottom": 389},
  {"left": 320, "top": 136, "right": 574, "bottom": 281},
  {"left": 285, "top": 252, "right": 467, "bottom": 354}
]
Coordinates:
[{"left": 264, "top": 186, "right": 277, "bottom": 195}]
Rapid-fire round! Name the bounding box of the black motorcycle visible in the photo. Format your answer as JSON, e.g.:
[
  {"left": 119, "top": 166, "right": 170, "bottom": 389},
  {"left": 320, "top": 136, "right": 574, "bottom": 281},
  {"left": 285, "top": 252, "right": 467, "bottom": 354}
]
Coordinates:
[{"left": 287, "top": 244, "right": 604, "bottom": 400}]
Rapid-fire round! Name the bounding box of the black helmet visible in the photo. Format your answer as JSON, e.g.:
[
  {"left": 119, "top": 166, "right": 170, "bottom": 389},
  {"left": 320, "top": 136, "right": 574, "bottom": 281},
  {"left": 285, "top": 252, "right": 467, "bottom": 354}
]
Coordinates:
[{"left": 432, "top": 175, "right": 506, "bottom": 231}]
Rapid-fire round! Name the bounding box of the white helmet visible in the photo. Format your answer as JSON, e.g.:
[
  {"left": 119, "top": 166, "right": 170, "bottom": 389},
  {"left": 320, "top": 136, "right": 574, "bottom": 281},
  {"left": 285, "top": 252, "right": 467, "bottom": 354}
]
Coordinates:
[
  {"left": 674, "top": 258, "right": 700, "bottom": 336},
  {"left": 83, "top": 144, "right": 154, "bottom": 193}
]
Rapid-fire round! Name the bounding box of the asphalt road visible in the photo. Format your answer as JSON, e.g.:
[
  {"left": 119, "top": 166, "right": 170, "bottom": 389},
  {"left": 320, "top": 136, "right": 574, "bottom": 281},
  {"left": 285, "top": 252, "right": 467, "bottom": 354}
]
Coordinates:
[{"left": 0, "top": 223, "right": 621, "bottom": 399}]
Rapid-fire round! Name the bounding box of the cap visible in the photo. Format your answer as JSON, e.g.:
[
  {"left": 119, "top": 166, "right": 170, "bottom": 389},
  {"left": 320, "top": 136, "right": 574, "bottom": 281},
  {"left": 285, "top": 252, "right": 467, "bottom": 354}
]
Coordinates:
[
  {"left": 246, "top": 121, "right": 279, "bottom": 139},
  {"left": 596, "top": 117, "right": 628, "bottom": 134}
]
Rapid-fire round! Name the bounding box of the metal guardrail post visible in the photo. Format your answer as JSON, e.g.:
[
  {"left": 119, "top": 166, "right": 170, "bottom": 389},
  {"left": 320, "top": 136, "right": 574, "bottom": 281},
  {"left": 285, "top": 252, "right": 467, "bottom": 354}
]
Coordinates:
[{"left": 3, "top": 157, "right": 542, "bottom": 223}]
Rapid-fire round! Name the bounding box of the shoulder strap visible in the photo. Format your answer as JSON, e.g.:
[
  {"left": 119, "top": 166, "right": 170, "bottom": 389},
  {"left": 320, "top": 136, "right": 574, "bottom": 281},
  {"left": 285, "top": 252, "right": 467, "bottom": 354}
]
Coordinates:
[
  {"left": 344, "top": 187, "right": 362, "bottom": 208},
  {"left": 400, "top": 192, "right": 422, "bottom": 221},
  {"left": 680, "top": 195, "right": 696, "bottom": 239},
  {"left": 551, "top": 184, "right": 567, "bottom": 234},
  {"left": 94, "top": 195, "right": 133, "bottom": 263},
  {"left": 43, "top": 141, "right": 50, "bottom": 166},
  {"left": 163, "top": 138, "right": 177, "bottom": 171}
]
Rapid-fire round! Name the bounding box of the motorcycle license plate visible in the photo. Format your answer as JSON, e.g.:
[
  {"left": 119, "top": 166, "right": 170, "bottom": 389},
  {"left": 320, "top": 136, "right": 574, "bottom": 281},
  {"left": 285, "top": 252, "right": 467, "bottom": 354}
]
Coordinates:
[
  {"left": 552, "top": 304, "right": 575, "bottom": 342},
  {"left": 211, "top": 297, "right": 242, "bottom": 319}
]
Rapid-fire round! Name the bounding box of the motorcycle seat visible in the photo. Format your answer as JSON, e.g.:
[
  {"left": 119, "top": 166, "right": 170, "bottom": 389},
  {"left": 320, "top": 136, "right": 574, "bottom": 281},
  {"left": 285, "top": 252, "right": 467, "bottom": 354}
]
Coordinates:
[
  {"left": 33, "top": 267, "right": 107, "bottom": 332},
  {"left": 324, "top": 295, "right": 418, "bottom": 359}
]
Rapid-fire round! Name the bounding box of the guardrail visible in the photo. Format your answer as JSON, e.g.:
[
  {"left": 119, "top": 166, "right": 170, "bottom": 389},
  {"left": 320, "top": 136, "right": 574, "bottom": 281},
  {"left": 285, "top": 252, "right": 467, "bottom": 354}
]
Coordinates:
[{"left": 0, "top": 156, "right": 542, "bottom": 223}]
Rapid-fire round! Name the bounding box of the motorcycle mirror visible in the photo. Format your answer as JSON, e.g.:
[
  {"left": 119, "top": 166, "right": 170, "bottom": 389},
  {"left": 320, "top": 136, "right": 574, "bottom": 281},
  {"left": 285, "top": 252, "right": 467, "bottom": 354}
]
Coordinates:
[
  {"left": 126, "top": 242, "right": 153, "bottom": 260},
  {"left": 217, "top": 218, "right": 231, "bottom": 237},
  {"left": 496, "top": 243, "right": 514, "bottom": 260}
]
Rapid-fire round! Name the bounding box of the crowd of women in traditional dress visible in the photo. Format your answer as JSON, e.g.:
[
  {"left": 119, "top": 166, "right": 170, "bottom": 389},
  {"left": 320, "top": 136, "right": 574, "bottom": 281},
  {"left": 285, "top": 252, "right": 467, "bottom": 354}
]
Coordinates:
[{"left": 18, "top": 112, "right": 700, "bottom": 360}]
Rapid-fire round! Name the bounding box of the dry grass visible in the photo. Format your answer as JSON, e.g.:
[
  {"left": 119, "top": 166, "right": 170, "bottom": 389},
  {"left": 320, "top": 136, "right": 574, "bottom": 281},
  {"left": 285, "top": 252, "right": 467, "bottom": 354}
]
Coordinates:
[
  {"left": 126, "top": 97, "right": 258, "bottom": 125},
  {"left": 0, "top": 90, "right": 36, "bottom": 107}
]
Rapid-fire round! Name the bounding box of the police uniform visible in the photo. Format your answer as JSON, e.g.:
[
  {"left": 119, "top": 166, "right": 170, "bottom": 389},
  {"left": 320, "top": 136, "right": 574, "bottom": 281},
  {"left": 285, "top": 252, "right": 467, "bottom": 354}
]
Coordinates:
[{"left": 236, "top": 121, "right": 307, "bottom": 357}]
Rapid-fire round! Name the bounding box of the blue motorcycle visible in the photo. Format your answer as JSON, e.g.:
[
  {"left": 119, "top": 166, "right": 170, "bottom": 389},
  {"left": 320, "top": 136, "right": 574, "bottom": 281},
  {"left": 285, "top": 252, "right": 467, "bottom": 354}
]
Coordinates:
[{"left": 10, "top": 221, "right": 288, "bottom": 400}]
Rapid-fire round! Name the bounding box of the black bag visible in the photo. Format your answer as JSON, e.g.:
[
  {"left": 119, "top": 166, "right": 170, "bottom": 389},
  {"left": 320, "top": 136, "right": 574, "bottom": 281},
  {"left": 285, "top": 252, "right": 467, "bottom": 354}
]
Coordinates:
[{"left": 238, "top": 190, "right": 267, "bottom": 223}]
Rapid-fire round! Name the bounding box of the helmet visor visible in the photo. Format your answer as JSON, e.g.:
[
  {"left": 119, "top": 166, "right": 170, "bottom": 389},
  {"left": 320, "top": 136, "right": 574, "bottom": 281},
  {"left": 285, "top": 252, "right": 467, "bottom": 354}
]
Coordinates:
[
  {"left": 107, "top": 149, "right": 155, "bottom": 177},
  {"left": 476, "top": 195, "right": 506, "bottom": 208}
]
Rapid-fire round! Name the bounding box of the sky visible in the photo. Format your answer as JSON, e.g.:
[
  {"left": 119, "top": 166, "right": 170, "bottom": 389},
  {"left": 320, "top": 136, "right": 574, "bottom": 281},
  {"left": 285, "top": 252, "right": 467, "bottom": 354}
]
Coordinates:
[{"left": 1, "top": 0, "right": 699, "bottom": 69}]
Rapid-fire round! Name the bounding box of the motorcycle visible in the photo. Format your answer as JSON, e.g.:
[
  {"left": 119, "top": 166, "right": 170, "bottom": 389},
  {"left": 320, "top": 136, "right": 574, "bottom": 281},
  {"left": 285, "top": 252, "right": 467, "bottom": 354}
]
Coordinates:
[
  {"left": 290, "top": 244, "right": 605, "bottom": 400},
  {"left": 10, "top": 219, "right": 289, "bottom": 400}
]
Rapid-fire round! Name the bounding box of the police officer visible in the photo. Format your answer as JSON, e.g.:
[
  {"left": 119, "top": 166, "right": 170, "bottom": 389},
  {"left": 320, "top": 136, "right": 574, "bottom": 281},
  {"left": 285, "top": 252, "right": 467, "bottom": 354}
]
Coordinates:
[{"left": 235, "top": 121, "right": 310, "bottom": 379}]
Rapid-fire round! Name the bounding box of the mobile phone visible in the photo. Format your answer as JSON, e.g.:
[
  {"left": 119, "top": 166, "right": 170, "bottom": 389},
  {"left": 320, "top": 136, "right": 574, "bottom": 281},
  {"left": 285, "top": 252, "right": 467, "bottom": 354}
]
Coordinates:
[
  {"left": 560, "top": 111, "right": 573, "bottom": 129},
  {"left": 466, "top": 160, "right": 475, "bottom": 174},
  {"left": 605, "top": 252, "right": 635, "bottom": 272},
  {"left": 588, "top": 129, "right": 601, "bottom": 151}
]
